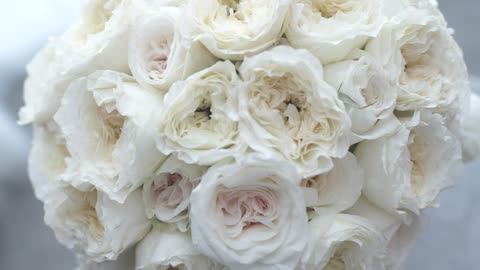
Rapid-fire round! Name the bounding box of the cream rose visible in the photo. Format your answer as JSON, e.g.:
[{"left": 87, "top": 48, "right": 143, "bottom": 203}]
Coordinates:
[
  {"left": 300, "top": 213, "right": 384, "bottom": 270},
  {"left": 19, "top": 0, "right": 132, "bottom": 125},
  {"left": 300, "top": 153, "right": 363, "bottom": 214},
  {"left": 136, "top": 228, "right": 222, "bottom": 270},
  {"left": 54, "top": 70, "right": 167, "bottom": 203},
  {"left": 355, "top": 112, "right": 463, "bottom": 218},
  {"left": 347, "top": 197, "right": 423, "bottom": 270},
  {"left": 128, "top": 7, "right": 217, "bottom": 92},
  {"left": 154, "top": 61, "right": 246, "bottom": 165},
  {"left": 45, "top": 188, "right": 151, "bottom": 262},
  {"left": 229, "top": 46, "right": 350, "bottom": 177},
  {"left": 186, "top": 0, "right": 290, "bottom": 60},
  {"left": 190, "top": 156, "right": 308, "bottom": 270},
  {"left": 286, "top": 0, "right": 385, "bottom": 64},
  {"left": 388, "top": 8, "right": 468, "bottom": 113},
  {"left": 143, "top": 155, "right": 207, "bottom": 232},
  {"left": 324, "top": 52, "right": 400, "bottom": 144},
  {"left": 29, "top": 116, "right": 151, "bottom": 262}
]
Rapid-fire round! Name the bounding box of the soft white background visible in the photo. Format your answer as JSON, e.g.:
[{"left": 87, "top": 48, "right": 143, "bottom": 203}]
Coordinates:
[{"left": 0, "top": 1, "right": 478, "bottom": 269}]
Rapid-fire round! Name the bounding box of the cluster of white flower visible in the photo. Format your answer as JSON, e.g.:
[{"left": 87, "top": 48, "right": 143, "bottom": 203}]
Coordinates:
[{"left": 20, "top": 0, "right": 480, "bottom": 269}]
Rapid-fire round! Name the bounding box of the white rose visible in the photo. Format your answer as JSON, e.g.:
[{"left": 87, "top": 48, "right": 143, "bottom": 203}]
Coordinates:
[
  {"left": 76, "top": 249, "right": 135, "bottom": 270},
  {"left": 300, "top": 213, "right": 384, "bottom": 270},
  {"left": 229, "top": 46, "right": 350, "bottom": 177},
  {"left": 355, "top": 112, "right": 463, "bottom": 219},
  {"left": 45, "top": 188, "right": 151, "bottom": 262},
  {"left": 136, "top": 228, "right": 222, "bottom": 270},
  {"left": 458, "top": 93, "right": 480, "bottom": 162},
  {"left": 186, "top": 0, "right": 290, "bottom": 60},
  {"left": 54, "top": 70, "right": 167, "bottom": 203},
  {"left": 347, "top": 197, "right": 423, "bottom": 270},
  {"left": 143, "top": 155, "right": 207, "bottom": 232},
  {"left": 300, "top": 153, "right": 363, "bottom": 214},
  {"left": 190, "top": 156, "right": 308, "bottom": 270},
  {"left": 378, "top": 8, "right": 468, "bottom": 113},
  {"left": 154, "top": 61, "right": 246, "bottom": 165},
  {"left": 19, "top": 0, "right": 132, "bottom": 125},
  {"left": 324, "top": 52, "right": 400, "bottom": 144},
  {"left": 128, "top": 7, "right": 217, "bottom": 92},
  {"left": 286, "top": 0, "right": 385, "bottom": 64}
]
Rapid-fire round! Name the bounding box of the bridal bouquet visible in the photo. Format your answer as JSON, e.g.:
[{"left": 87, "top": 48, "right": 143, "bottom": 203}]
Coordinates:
[{"left": 20, "top": 0, "right": 480, "bottom": 269}]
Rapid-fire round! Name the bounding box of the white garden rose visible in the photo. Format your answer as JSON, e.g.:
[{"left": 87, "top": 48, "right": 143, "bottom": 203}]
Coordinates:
[
  {"left": 390, "top": 8, "right": 468, "bottom": 113},
  {"left": 300, "top": 213, "right": 384, "bottom": 270},
  {"left": 154, "top": 61, "right": 246, "bottom": 165},
  {"left": 45, "top": 188, "right": 151, "bottom": 262},
  {"left": 347, "top": 197, "right": 422, "bottom": 270},
  {"left": 230, "top": 46, "right": 350, "bottom": 177},
  {"left": 286, "top": 0, "right": 385, "bottom": 64},
  {"left": 76, "top": 249, "right": 135, "bottom": 270},
  {"left": 190, "top": 156, "right": 308, "bottom": 270},
  {"left": 143, "top": 155, "right": 207, "bottom": 232},
  {"left": 300, "top": 153, "right": 363, "bottom": 214},
  {"left": 136, "top": 228, "right": 221, "bottom": 270},
  {"left": 458, "top": 93, "right": 480, "bottom": 161},
  {"left": 19, "top": 0, "right": 132, "bottom": 125},
  {"left": 325, "top": 52, "right": 400, "bottom": 144},
  {"left": 186, "top": 0, "right": 291, "bottom": 60},
  {"left": 128, "top": 7, "right": 217, "bottom": 92},
  {"left": 29, "top": 115, "right": 152, "bottom": 263},
  {"left": 61, "top": 0, "right": 131, "bottom": 66},
  {"left": 355, "top": 112, "right": 463, "bottom": 218},
  {"left": 54, "top": 70, "right": 167, "bottom": 203}
]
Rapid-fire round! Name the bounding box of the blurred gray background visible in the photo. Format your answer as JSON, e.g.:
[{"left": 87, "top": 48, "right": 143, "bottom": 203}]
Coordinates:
[{"left": 0, "top": 1, "right": 478, "bottom": 269}]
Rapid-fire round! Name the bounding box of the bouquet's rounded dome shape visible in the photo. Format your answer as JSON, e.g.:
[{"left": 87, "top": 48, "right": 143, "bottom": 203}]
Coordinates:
[{"left": 20, "top": 0, "right": 477, "bottom": 269}]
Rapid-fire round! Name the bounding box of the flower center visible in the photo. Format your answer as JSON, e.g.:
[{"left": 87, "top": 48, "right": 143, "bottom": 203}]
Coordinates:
[
  {"left": 408, "top": 135, "right": 427, "bottom": 194},
  {"left": 145, "top": 37, "right": 173, "bottom": 81},
  {"left": 67, "top": 190, "right": 105, "bottom": 243},
  {"left": 165, "top": 264, "right": 186, "bottom": 270},
  {"left": 217, "top": 183, "right": 278, "bottom": 234},
  {"left": 252, "top": 72, "right": 338, "bottom": 159},
  {"left": 400, "top": 41, "right": 440, "bottom": 89},
  {"left": 261, "top": 74, "right": 307, "bottom": 118},
  {"left": 98, "top": 108, "right": 124, "bottom": 145},
  {"left": 152, "top": 173, "right": 189, "bottom": 208},
  {"left": 311, "top": 0, "right": 353, "bottom": 18},
  {"left": 324, "top": 254, "right": 346, "bottom": 270},
  {"left": 221, "top": 0, "right": 240, "bottom": 12},
  {"left": 194, "top": 105, "right": 212, "bottom": 120}
]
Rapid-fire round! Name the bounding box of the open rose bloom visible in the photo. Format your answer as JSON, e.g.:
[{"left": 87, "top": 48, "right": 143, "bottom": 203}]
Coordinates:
[{"left": 20, "top": 0, "right": 479, "bottom": 269}]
